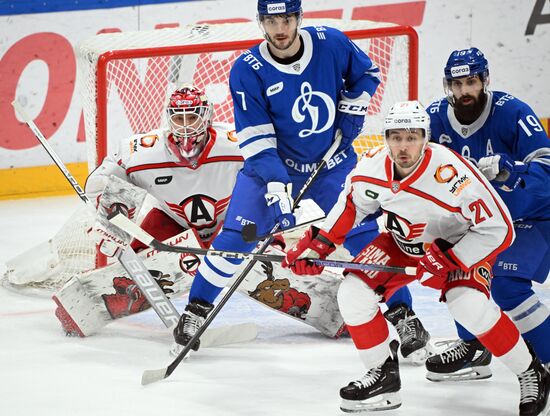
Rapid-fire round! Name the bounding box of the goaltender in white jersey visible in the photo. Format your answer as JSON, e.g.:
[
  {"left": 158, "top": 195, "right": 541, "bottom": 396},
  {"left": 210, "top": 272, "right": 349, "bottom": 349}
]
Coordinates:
[
  {"left": 283, "top": 101, "right": 550, "bottom": 415},
  {"left": 85, "top": 91, "right": 242, "bottom": 248}
]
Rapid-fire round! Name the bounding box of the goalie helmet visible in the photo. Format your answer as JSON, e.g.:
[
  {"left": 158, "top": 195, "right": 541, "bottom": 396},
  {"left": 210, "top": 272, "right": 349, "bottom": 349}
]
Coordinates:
[
  {"left": 166, "top": 85, "right": 213, "bottom": 163},
  {"left": 257, "top": 0, "right": 302, "bottom": 16},
  {"left": 384, "top": 100, "right": 430, "bottom": 160},
  {"left": 444, "top": 47, "right": 489, "bottom": 82}
]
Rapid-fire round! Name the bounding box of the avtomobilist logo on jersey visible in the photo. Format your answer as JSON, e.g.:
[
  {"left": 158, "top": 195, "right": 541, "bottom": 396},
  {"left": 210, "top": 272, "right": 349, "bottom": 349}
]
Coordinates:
[{"left": 292, "top": 82, "right": 335, "bottom": 138}]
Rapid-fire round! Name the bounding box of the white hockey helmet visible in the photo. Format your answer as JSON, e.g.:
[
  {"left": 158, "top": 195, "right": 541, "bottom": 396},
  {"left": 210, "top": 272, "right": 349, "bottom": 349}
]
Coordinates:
[{"left": 384, "top": 100, "right": 430, "bottom": 141}]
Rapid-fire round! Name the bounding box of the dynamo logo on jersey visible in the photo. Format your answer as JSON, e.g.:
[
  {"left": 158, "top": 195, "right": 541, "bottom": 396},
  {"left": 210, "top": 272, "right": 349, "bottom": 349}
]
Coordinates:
[{"left": 291, "top": 82, "right": 335, "bottom": 138}]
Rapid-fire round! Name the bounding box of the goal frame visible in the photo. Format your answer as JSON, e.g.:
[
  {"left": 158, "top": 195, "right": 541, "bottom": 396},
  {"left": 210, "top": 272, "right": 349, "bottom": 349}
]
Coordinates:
[{"left": 94, "top": 24, "right": 418, "bottom": 166}]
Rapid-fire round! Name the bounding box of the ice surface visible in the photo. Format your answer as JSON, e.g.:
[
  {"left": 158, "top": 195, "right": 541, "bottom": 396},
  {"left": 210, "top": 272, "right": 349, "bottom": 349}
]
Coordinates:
[{"left": 1, "top": 195, "right": 548, "bottom": 416}]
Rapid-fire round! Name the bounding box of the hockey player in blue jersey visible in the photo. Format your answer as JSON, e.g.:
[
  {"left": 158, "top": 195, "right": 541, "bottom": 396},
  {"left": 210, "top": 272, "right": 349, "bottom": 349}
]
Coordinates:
[
  {"left": 424, "top": 48, "right": 550, "bottom": 394},
  {"left": 170, "top": 0, "right": 390, "bottom": 351}
]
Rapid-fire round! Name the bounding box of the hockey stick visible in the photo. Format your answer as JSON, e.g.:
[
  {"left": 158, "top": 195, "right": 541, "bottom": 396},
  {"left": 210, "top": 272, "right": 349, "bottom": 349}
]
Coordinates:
[
  {"left": 109, "top": 212, "right": 416, "bottom": 275},
  {"left": 137, "top": 132, "right": 354, "bottom": 385},
  {"left": 11, "top": 100, "right": 258, "bottom": 343},
  {"left": 241, "top": 215, "right": 325, "bottom": 242}
]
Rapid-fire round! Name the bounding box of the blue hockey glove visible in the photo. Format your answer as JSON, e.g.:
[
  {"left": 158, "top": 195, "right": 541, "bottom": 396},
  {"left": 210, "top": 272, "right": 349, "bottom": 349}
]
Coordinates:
[
  {"left": 335, "top": 94, "right": 369, "bottom": 148},
  {"left": 265, "top": 182, "right": 296, "bottom": 230},
  {"left": 478, "top": 153, "right": 527, "bottom": 192}
]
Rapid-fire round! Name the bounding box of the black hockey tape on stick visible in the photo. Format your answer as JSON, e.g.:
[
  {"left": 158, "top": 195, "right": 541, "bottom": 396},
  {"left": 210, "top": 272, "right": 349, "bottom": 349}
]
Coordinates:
[{"left": 108, "top": 212, "right": 416, "bottom": 275}]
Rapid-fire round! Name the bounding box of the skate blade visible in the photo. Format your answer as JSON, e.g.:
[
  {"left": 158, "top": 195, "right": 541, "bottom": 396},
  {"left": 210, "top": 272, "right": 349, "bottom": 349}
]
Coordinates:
[
  {"left": 426, "top": 365, "right": 492, "bottom": 382},
  {"left": 340, "top": 392, "right": 402, "bottom": 412}
]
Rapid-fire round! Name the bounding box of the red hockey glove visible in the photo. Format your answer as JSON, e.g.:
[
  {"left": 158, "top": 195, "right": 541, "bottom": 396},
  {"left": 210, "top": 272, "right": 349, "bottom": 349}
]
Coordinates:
[
  {"left": 282, "top": 226, "right": 336, "bottom": 275},
  {"left": 416, "top": 239, "right": 459, "bottom": 289}
]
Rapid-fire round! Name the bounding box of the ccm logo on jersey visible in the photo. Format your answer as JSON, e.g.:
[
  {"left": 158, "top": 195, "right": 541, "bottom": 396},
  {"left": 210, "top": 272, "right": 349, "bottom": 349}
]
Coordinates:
[
  {"left": 450, "top": 64, "right": 470, "bottom": 77},
  {"left": 434, "top": 164, "right": 458, "bottom": 183},
  {"left": 155, "top": 176, "right": 173, "bottom": 185},
  {"left": 267, "top": 82, "right": 284, "bottom": 97}
]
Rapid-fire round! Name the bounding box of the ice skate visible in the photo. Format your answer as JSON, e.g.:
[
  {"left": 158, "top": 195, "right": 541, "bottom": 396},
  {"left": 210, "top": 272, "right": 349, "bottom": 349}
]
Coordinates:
[
  {"left": 340, "top": 340, "right": 402, "bottom": 412},
  {"left": 426, "top": 339, "right": 492, "bottom": 381},
  {"left": 173, "top": 300, "right": 213, "bottom": 351},
  {"left": 518, "top": 355, "right": 550, "bottom": 416},
  {"left": 384, "top": 303, "right": 434, "bottom": 364}
]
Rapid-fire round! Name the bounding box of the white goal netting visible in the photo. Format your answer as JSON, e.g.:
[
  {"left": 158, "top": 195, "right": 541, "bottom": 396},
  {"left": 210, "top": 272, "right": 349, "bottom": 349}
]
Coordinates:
[{"left": 3, "top": 19, "right": 418, "bottom": 290}]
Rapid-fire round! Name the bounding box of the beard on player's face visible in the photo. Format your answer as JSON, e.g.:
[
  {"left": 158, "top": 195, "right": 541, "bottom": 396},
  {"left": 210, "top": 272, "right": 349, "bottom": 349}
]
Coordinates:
[{"left": 453, "top": 90, "right": 487, "bottom": 125}]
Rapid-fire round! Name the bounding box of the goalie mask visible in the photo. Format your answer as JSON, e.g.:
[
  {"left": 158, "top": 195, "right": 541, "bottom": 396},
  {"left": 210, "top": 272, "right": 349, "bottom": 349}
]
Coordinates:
[
  {"left": 166, "top": 85, "right": 213, "bottom": 163},
  {"left": 384, "top": 101, "right": 431, "bottom": 167}
]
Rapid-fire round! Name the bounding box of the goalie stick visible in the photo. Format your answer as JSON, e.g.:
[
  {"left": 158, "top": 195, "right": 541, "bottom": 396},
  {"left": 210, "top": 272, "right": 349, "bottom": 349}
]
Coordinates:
[
  {"left": 109, "top": 212, "right": 416, "bottom": 276},
  {"left": 12, "top": 99, "right": 258, "bottom": 345}
]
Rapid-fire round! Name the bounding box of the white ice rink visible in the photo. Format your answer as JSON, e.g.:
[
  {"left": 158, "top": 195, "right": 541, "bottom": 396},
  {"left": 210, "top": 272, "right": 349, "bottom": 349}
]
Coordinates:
[{"left": 1, "top": 195, "right": 549, "bottom": 416}]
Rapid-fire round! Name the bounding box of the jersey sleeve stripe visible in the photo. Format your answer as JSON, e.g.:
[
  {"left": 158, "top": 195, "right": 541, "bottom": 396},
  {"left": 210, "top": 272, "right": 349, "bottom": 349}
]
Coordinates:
[
  {"left": 238, "top": 123, "right": 275, "bottom": 142},
  {"left": 239, "top": 136, "right": 277, "bottom": 159},
  {"left": 524, "top": 147, "right": 550, "bottom": 166}
]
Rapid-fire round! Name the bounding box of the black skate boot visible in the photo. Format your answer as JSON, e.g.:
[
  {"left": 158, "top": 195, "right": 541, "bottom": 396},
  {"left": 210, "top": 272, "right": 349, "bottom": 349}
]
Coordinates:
[
  {"left": 173, "top": 300, "right": 214, "bottom": 351},
  {"left": 339, "top": 340, "right": 402, "bottom": 412},
  {"left": 518, "top": 355, "right": 550, "bottom": 416},
  {"left": 384, "top": 303, "right": 433, "bottom": 364},
  {"left": 425, "top": 338, "right": 492, "bottom": 382}
]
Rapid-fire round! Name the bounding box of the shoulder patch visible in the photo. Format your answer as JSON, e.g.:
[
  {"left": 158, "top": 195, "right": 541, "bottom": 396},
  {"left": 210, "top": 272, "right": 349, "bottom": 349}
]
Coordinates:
[
  {"left": 140, "top": 134, "right": 159, "bottom": 148},
  {"left": 434, "top": 164, "right": 458, "bottom": 184},
  {"left": 227, "top": 130, "right": 238, "bottom": 142}
]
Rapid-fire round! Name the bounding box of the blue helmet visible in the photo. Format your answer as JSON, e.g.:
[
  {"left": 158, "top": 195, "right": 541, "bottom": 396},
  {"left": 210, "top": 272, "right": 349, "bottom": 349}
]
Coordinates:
[
  {"left": 257, "top": 0, "right": 302, "bottom": 16},
  {"left": 444, "top": 48, "right": 489, "bottom": 81}
]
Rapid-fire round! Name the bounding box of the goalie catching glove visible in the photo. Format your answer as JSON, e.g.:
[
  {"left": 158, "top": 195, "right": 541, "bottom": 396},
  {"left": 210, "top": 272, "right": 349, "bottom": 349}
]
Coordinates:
[
  {"left": 477, "top": 153, "right": 527, "bottom": 192},
  {"left": 265, "top": 182, "right": 296, "bottom": 230},
  {"left": 90, "top": 202, "right": 133, "bottom": 257},
  {"left": 282, "top": 226, "right": 336, "bottom": 275},
  {"left": 416, "top": 239, "right": 459, "bottom": 290}
]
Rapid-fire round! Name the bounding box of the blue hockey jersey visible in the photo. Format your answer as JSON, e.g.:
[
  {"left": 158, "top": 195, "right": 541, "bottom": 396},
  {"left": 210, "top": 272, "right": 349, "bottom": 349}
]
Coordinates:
[
  {"left": 428, "top": 91, "right": 550, "bottom": 221},
  {"left": 229, "top": 25, "right": 380, "bottom": 184}
]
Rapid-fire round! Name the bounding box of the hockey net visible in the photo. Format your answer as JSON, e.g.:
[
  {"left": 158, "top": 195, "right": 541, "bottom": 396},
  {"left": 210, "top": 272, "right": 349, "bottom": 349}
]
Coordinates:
[{"left": 2, "top": 19, "right": 418, "bottom": 291}]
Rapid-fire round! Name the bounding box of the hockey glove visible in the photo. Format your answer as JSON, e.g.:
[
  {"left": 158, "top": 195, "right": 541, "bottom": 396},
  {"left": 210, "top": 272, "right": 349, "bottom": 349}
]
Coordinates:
[
  {"left": 265, "top": 182, "right": 296, "bottom": 230},
  {"left": 335, "top": 92, "right": 369, "bottom": 148},
  {"left": 478, "top": 153, "right": 527, "bottom": 192},
  {"left": 90, "top": 202, "right": 132, "bottom": 257},
  {"left": 282, "top": 226, "right": 336, "bottom": 275},
  {"left": 416, "top": 239, "right": 459, "bottom": 290}
]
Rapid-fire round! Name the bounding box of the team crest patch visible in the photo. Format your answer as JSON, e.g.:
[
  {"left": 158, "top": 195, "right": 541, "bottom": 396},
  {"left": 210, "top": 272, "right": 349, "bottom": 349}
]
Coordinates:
[
  {"left": 461, "top": 127, "right": 469, "bottom": 137},
  {"left": 179, "top": 253, "right": 200, "bottom": 277},
  {"left": 391, "top": 181, "right": 400, "bottom": 193},
  {"left": 434, "top": 164, "right": 458, "bottom": 183},
  {"left": 292, "top": 63, "right": 301, "bottom": 72},
  {"left": 140, "top": 134, "right": 158, "bottom": 147}
]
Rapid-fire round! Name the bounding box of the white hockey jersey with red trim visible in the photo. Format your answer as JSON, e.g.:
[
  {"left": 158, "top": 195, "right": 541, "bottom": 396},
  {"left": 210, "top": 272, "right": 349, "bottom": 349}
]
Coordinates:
[
  {"left": 322, "top": 143, "right": 515, "bottom": 271},
  {"left": 86, "top": 124, "right": 243, "bottom": 241}
]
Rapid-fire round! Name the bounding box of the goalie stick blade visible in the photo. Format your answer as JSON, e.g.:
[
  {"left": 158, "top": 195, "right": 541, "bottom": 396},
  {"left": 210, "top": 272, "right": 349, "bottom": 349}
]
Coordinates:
[{"left": 142, "top": 367, "right": 169, "bottom": 386}]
